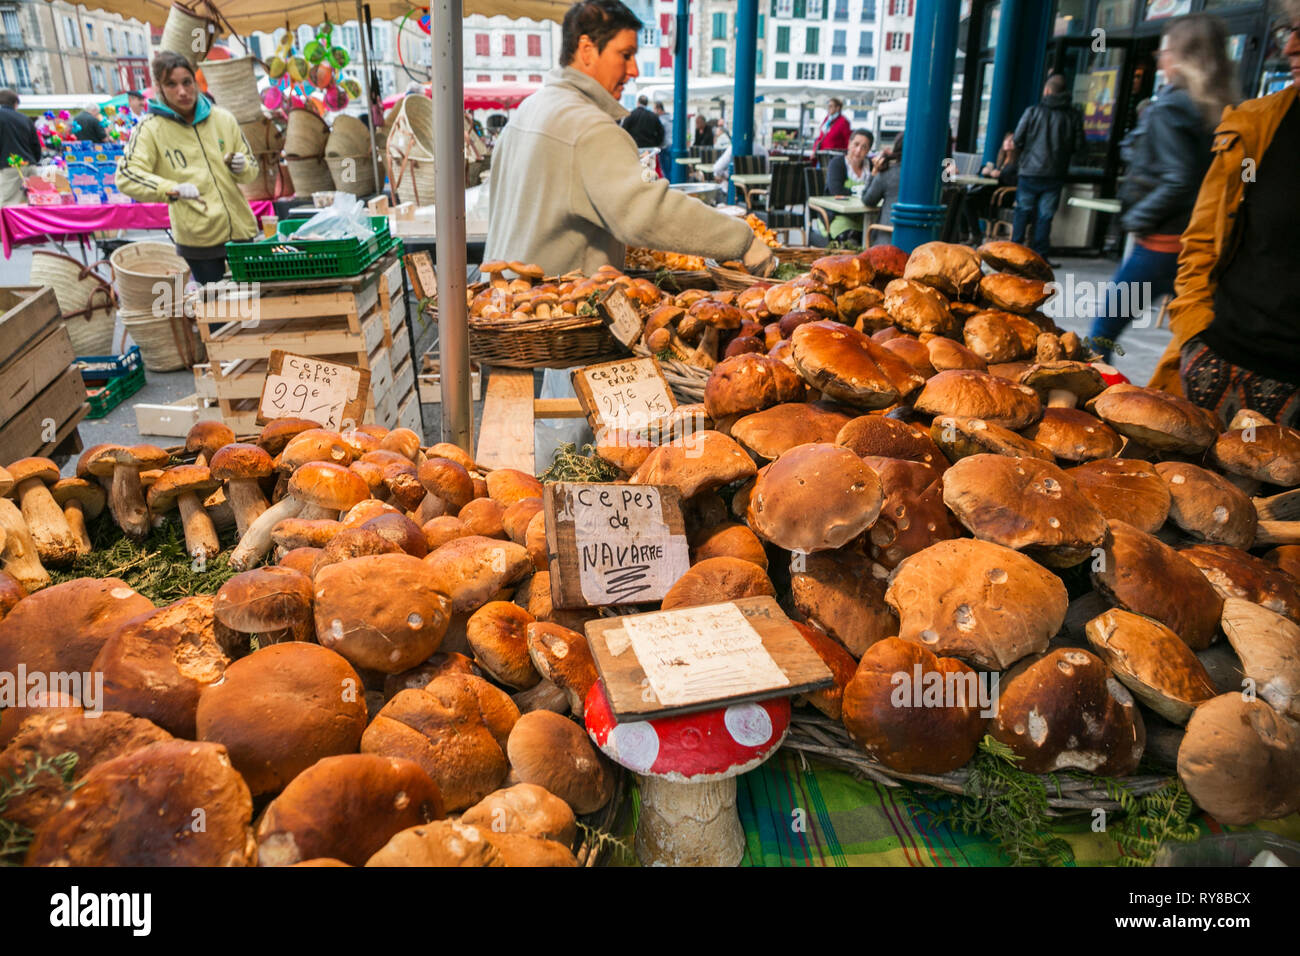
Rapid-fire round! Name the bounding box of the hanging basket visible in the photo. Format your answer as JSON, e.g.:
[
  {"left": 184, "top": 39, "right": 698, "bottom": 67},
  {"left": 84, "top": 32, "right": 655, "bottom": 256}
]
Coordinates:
[
  {"left": 120, "top": 308, "right": 203, "bottom": 372},
  {"left": 238, "top": 117, "right": 287, "bottom": 201},
  {"left": 325, "top": 114, "right": 370, "bottom": 158},
  {"left": 286, "top": 157, "right": 334, "bottom": 198},
  {"left": 387, "top": 94, "right": 437, "bottom": 206},
  {"left": 199, "top": 56, "right": 262, "bottom": 123},
  {"left": 284, "top": 107, "right": 329, "bottom": 159},
  {"left": 29, "top": 250, "right": 117, "bottom": 356},
  {"left": 160, "top": 1, "right": 217, "bottom": 69},
  {"left": 110, "top": 240, "right": 190, "bottom": 315},
  {"left": 326, "top": 154, "right": 378, "bottom": 196}
]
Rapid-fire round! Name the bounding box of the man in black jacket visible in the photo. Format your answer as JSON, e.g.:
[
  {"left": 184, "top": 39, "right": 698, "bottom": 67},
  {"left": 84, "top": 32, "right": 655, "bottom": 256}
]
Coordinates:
[
  {"left": 1011, "top": 74, "right": 1085, "bottom": 264},
  {"left": 0, "top": 89, "right": 40, "bottom": 205},
  {"left": 621, "top": 94, "right": 664, "bottom": 148}
]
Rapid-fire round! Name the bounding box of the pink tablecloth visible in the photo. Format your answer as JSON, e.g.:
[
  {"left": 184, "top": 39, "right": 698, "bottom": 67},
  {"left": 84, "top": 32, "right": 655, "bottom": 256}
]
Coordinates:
[{"left": 1, "top": 200, "right": 275, "bottom": 258}]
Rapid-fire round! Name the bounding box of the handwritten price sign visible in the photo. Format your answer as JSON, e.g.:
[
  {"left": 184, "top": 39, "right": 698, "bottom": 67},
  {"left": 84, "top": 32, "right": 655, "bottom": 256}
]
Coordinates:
[
  {"left": 572, "top": 356, "right": 676, "bottom": 432},
  {"left": 256, "top": 350, "right": 371, "bottom": 430}
]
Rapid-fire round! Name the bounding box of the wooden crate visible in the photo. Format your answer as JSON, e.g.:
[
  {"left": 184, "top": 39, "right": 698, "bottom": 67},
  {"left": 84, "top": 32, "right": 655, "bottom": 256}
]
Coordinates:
[
  {"left": 418, "top": 357, "right": 481, "bottom": 404},
  {"left": 0, "top": 286, "right": 87, "bottom": 460},
  {"left": 0, "top": 365, "right": 88, "bottom": 459}
]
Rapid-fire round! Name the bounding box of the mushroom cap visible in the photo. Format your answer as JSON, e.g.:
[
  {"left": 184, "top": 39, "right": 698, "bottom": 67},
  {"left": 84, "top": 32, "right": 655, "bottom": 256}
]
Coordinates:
[
  {"left": 978, "top": 240, "right": 1054, "bottom": 281},
  {"left": 962, "top": 310, "right": 1039, "bottom": 363},
  {"left": 214, "top": 566, "right": 315, "bottom": 635},
  {"left": 882, "top": 278, "right": 959, "bottom": 336},
  {"left": 0, "top": 465, "right": 12, "bottom": 497},
  {"left": 380, "top": 427, "right": 422, "bottom": 462},
  {"left": 941, "top": 454, "right": 1107, "bottom": 567},
  {"left": 507, "top": 709, "right": 613, "bottom": 813},
  {"left": 423, "top": 535, "right": 531, "bottom": 615},
  {"left": 791, "top": 320, "right": 925, "bottom": 410},
  {"left": 1180, "top": 544, "right": 1300, "bottom": 625},
  {"left": 690, "top": 521, "right": 768, "bottom": 570},
  {"left": 339, "top": 428, "right": 385, "bottom": 458},
  {"left": 731, "top": 402, "right": 855, "bottom": 462},
  {"left": 979, "top": 273, "right": 1053, "bottom": 314},
  {"left": 836, "top": 415, "right": 948, "bottom": 472},
  {"left": 836, "top": 286, "right": 885, "bottom": 322},
  {"left": 288, "top": 461, "right": 370, "bottom": 512},
  {"left": 458, "top": 497, "right": 507, "bottom": 539},
  {"left": 279, "top": 547, "right": 323, "bottom": 576},
  {"left": 687, "top": 298, "right": 746, "bottom": 330},
  {"left": 185, "top": 421, "right": 235, "bottom": 459},
  {"left": 703, "top": 352, "right": 806, "bottom": 420},
  {"left": 6, "top": 457, "right": 60, "bottom": 488},
  {"left": 461, "top": 783, "right": 577, "bottom": 846},
  {"left": 1067, "top": 458, "right": 1170, "bottom": 533},
  {"left": 147, "top": 464, "right": 221, "bottom": 512},
  {"left": 209, "top": 442, "right": 275, "bottom": 481},
  {"left": 76, "top": 443, "right": 121, "bottom": 479},
  {"left": 841, "top": 637, "right": 986, "bottom": 773},
  {"left": 508, "top": 261, "right": 545, "bottom": 280},
  {"left": 880, "top": 334, "right": 937, "bottom": 378},
  {"left": 885, "top": 538, "right": 1066, "bottom": 669},
  {"left": 1084, "top": 607, "right": 1218, "bottom": 724},
  {"left": 348, "top": 460, "right": 387, "bottom": 497},
  {"left": 903, "top": 241, "right": 983, "bottom": 300},
  {"left": 1019, "top": 361, "right": 1106, "bottom": 403},
  {"left": 311, "top": 527, "right": 402, "bottom": 576},
  {"left": 629, "top": 431, "right": 756, "bottom": 501},
  {"left": 1091, "top": 520, "right": 1225, "bottom": 651},
  {"left": 466, "top": 601, "right": 539, "bottom": 689},
  {"left": 790, "top": 549, "right": 896, "bottom": 658},
  {"left": 423, "top": 515, "right": 471, "bottom": 552},
  {"left": 660, "top": 556, "right": 775, "bottom": 611},
  {"left": 502, "top": 497, "right": 543, "bottom": 545},
  {"left": 585, "top": 681, "right": 790, "bottom": 782},
  {"left": 1155, "top": 461, "right": 1257, "bottom": 550},
  {"left": 270, "top": 517, "right": 345, "bottom": 550},
  {"left": 1022, "top": 407, "right": 1123, "bottom": 462},
  {"left": 990, "top": 648, "right": 1146, "bottom": 776},
  {"left": 747, "top": 443, "right": 883, "bottom": 553},
  {"left": 362, "top": 821, "right": 502, "bottom": 867},
  {"left": 862, "top": 244, "right": 909, "bottom": 280},
  {"left": 361, "top": 512, "right": 428, "bottom": 558},
  {"left": 485, "top": 469, "right": 544, "bottom": 509},
  {"left": 50, "top": 477, "right": 106, "bottom": 517},
  {"left": 1087, "top": 383, "right": 1219, "bottom": 454},
  {"left": 258, "top": 417, "right": 322, "bottom": 456},
  {"left": 1209, "top": 424, "right": 1300, "bottom": 487},
  {"left": 1177, "top": 693, "right": 1300, "bottom": 825},
  {"left": 1219, "top": 598, "right": 1300, "bottom": 719},
  {"left": 930, "top": 415, "right": 1055, "bottom": 463},
  {"left": 280, "top": 429, "right": 354, "bottom": 470},
  {"left": 381, "top": 461, "right": 425, "bottom": 512},
  {"left": 342, "top": 498, "right": 402, "bottom": 529},
  {"left": 0, "top": 577, "right": 154, "bottom": 678},
  {"left": 915, "top": 369, "right": 1043, "bottom": 430},
  {"left": 810, "top": 252, "right": 873, "bottom": 291},
  {"left": 525, "top": 621, "right": 598, "bottom": 714},
  {"left": 481, "top": 260, "right": 509, "bottom": 274},
  {"left": 860, "top": 457, "right": 962, "bottom": 568},
  {"left": 791, "top": 622, "right": 857, "bottom": 720}
]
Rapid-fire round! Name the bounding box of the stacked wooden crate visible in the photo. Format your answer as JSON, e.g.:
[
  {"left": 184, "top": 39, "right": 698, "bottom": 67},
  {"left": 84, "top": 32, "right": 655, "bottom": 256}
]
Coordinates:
[
  {"left": 0, "top": 286, "right": 88, "bottom": 461},
  {"left": 192, "top": 255, "right": 419, "bottom": 435}
]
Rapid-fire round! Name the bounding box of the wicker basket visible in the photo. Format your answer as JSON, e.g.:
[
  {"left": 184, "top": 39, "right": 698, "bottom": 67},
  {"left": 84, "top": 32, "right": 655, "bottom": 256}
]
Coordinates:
[
  {"left": 160, "top": 1, "right": 216, "bottom": 68},
  {"left": 29, "top": 250, "right": 117, "bottom": 355},
  {"left": 469, "top": 312, "right": 621, "bottom": 369},
  {"left": 326, "top": 154, "right": 378, "bottom": 196},
  {"left": 629, "top": 344, "right": 710, "bottom": 404},
  {"left": 286, "top": 156, "right": 334, "bottom": 197},
  {"left": 284, "top": 107, "right": 329, "bottom": 159},
  {"left": 624, "top": 268, "right": 716, "bottom": 293},
  {"left": 387, "top": 94, "right": 437, "bottom": 206},
  {"left": 120, "top": 307, "right": 203, "bottom": 372},
  {"left": 199, "top": 56, "right": 261, "bottom": 123},
  {"left": 706, "top": 245, "right": 822, "bottom": 291},
  {"left": 110, "top": 241, "right": 190, "bottom": 314},
  {"left": 237, "top": 117, "right": 287, "bottom": 201}
]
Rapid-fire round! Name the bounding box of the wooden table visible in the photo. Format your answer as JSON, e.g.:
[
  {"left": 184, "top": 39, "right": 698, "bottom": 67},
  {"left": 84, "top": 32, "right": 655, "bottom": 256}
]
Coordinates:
[
  {"left": 731, "top": 173, "right": 771, "bottom": 188},
  {"left": 474, "top": 367, "right": 584, "bottom": 473},
  {"left": 953, "top": 174, "right": 1000, "bottom": 187},
  {"left": 674, "top": 157, "right": 704, "bottom": 167},
  {"left": 809, "top": 195, "right": 870, "bottom": 216}
]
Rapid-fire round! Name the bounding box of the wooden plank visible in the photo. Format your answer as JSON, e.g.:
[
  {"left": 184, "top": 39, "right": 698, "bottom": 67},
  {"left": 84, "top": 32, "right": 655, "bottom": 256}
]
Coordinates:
[
  {"left": 37, "top": 402, "right": 89, "bottom": 461},
  {"left": 543, "top": 482, "right": 689, "bottom": 609},
  {"left": 396, "top": 387, "right": 422, "bottom": 434},
  {"left": 0, "top": 286, "right": 61, "bottom": 370},
  {"left": 0, "top": 365, "right": 87, "bottom": 460},
  {"left": 584, "top": 596, "right": 835, "bottom": 721},
  {"left": 391, "top": 356, "right": 416, "bottom": 405},
  {"left": 0, "top": 325, "right": 76, "bottom": 428},
  {"left": 204, "top": 310, "right": 382, "bottom": 362},
  {"left": 533, "top": 397, "right": 585, "bottom": 419},
  {"left": 475, "top": 367, "right": 535, "bottom": 473},
  {"left": 571, "top": 356, "right": 675, "bottom": 433}
]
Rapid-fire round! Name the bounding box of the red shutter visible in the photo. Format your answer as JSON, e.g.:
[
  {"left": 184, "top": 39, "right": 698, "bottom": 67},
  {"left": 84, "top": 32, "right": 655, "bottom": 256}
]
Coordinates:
[
  {"left": 661, "top": 12, "right": 671, "bottom": 31},
  {"left": 529, "top": 74, "right": 542, "bottom": 82},
  {"left": 475, "top": 33, "right": 488, "bottom": 55},
  {"left": 527, "top": 34, "right": 541, "bottom": 57},
  {"left": 890, "top": 65, "right": 901, "bottom": 82},
  {"left": 904, "top": 33, "right": 910, "bottom": 51},
  {"left": 503, "top": 34, "right": 515, "bottom": 56},
  {"left": 908, "top": 0, "right": 914, "bottom": 14},
  {"left": 477, "top": 74, "right": 490, "bottom": 82},
  {"left": 660, "top": 48, "right": 672, "bottom": 68}
]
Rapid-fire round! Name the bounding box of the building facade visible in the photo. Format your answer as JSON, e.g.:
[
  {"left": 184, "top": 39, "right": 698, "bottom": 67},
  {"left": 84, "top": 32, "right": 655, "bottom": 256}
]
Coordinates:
[
  {"left": 462, "top": 15, "right": 561, "bottom": 84},
  {"left": 1, "top": 1, "right": 150, "bottom": 96}
]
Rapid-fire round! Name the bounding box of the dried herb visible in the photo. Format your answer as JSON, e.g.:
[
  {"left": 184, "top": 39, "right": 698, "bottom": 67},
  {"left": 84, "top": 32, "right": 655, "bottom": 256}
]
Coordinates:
[
  {"left": 0, "top": 751, "right": 79, "bottom": 865},
  {"left": 538, "top": 442, "right": 622, "bottom": 484}
]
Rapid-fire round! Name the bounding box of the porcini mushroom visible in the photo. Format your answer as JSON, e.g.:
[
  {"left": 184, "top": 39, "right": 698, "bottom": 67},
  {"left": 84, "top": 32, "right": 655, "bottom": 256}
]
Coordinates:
[
  {"left": 0, "top": 495, "right": 49, "bottom": 591},
  {"left": 50, "top": 478, "right": 105, "bottom": 557},
  {"left": 147, "top": 465, "right": 222, "bottom": 561},
  {"left": 84, "top": 444, "right": 169, "bottom": 540},
  {"left": 5, "top": 458, "right": 79, "bottom": 566},
  {"left": 229, "top": 461, "right": 369, "bottom": 571},
  {"left": 209, "top": 443, "right": 273, "bottom": 537}
]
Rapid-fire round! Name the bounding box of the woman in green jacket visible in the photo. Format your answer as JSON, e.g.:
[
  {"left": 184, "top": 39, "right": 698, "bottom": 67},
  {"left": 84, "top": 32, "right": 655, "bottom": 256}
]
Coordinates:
[{"left": 118, "top": 51, "right": 260, "bottom": 284}]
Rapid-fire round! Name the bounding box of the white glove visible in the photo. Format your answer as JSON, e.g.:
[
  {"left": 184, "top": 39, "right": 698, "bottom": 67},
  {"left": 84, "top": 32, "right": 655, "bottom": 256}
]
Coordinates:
[
  {"left": 227, "top": 153, "right": 248, "bottom": 174},
  {"left": 174, "top": 182, "right": 200, "bottom": 200},
  {"left": 742, "top": 234, "right": 776, "bottom": 277}
]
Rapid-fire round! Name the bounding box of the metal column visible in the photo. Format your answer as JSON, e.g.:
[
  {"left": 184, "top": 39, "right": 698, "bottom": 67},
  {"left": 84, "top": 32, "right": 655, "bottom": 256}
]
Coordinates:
[
  {"left": 729, "top": 0, "right": 758, "bottom": 204},
  {"left": 357, "top": 1, "right": 382, "bottom": 197},
  {"left": 669, "top": 0, "right": 689, "bottom": 184},
  {"left": 980, "top": 0, "right": 1021, "bottom": 166},
  {"left": 431, "top": 0, "right": 473, "bottom": 452},
  {"left": 891, "top": 0, "right": 962, "bottom": 252}
]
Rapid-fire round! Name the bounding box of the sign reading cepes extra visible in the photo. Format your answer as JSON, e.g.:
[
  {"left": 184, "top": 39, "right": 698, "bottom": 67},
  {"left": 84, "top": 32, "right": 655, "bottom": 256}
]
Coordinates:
[
  {"left": 572, "top": 356, "right": 675, "bottom": 433},
  {"left": 257, "top": 349, "right": 370, "bottom": 430}
]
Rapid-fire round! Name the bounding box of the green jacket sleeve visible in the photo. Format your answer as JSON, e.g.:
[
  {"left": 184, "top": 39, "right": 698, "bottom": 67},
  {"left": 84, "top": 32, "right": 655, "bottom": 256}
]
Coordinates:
[{"left": 116, "top": 120, "right": 180, "bottom": 202}]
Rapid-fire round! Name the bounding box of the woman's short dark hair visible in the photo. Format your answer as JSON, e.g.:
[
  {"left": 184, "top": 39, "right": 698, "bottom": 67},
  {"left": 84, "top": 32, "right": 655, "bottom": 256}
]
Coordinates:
[
  {"left": 152, "top": 51, "right": 194, "bottom": 87},
  {"left": 850, "top": 128, "right": 873, "bottom": 145},
  {"left": 561, "top": 0, "right": 643, "bottom": 65}
]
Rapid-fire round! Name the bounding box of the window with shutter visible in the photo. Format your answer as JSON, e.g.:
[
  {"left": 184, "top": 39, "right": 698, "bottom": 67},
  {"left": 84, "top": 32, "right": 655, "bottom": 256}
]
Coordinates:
[
  {"left": 889, "top": 65, "right": 901, "bottom": 82},
  {"left": 775, "top": 61, "right": 789, "bottom": 78},
  {"left": 904, "top": 32, "right": 910, "bottom": 51},
  {"left": 503, "top": 34, "right": 515, "bottom": 56},
  {"left": 712, "top": 47, "right": 726, "bottom": 73},
  {"left": 712, "top": 12, "right": 726, "bottom": 39},
  {"left": 474, "top": 33, "right": 488, "bottom": 55},
  {"left": 806, "top": 26, "right": 818, "bottom": 54},
  {"left": 527, "top": 34, "right": 541, "bottom": 56},
  {"left": 776, "top": 25, "right": 789, "bottom": 53}
]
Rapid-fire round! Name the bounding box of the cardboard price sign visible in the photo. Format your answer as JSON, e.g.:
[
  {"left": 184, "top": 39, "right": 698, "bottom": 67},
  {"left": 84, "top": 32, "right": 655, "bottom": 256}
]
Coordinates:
[
  {"left": 571, "top": 356, "right": 676, "bottom": 432},
  {"left": 404, "top": 251, "right": 437, "bottom": 300},
  {"left": 597, "top": 286, "right": 643, "bottom": 348},
  {"left": 585, "top": 596, "right": 835, "bottom": 720},
  {"left": 257, "top": 350, "right": 370, "bottom": 430},
  {"left": 543, "top": 481, "right": 690, "bottom": 609}
]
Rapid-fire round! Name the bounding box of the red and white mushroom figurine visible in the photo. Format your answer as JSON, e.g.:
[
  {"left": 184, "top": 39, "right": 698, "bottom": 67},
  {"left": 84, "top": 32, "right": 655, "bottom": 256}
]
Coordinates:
[{"left": 585, "top": 681, "right": 790, "bottom": 867}]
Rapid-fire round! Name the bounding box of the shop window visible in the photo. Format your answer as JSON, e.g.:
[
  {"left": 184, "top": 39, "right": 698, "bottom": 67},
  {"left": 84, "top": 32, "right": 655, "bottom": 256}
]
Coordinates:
[
  {"left": 1053, "top": 0, "right": 1088, "bottom": 37},
  {"left": 1143, "top": 0, "right": 1191, "bottom": 21},
  {"left": 1096, "top": 0, "right": 1135, "bottom": 30}
]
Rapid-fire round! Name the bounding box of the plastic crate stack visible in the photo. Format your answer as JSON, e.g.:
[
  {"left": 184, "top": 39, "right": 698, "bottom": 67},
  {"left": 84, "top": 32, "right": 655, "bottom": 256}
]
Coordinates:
[{"left": 78, "top": 345, "right": 146, "bottom": 419}]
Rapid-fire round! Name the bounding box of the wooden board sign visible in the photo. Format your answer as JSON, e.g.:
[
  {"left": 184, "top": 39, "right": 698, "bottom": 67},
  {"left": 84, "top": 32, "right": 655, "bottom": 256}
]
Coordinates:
[
  {"left": 596, "top": 287, "right": 643, "bottom": 349},
  {"left": 543, "top": 481, "right": 689, "bottom": 610},
  {"left": 404, "top": 251, "right": 437, "bottom": 301},
  {"left": 256, "top": 350, "right": 370, "bottom": 430},
  {"left": 585, "top": 596, "right": 835, "bottom": 721},
  {"left": 571, "top": 356, "right": 676, "bottom": 433}
]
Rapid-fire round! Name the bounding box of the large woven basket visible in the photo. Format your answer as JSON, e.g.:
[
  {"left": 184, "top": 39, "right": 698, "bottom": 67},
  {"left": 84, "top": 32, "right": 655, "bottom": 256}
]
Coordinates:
[
  {"left": 387, "top": 94, "right": 437, "bottom": 206},
  {"left": 120, "top": 307, "right": 203, "bottom": 372},
  {"left": 286, "top": 157, "right": 334, "bottom": 197},
  {"left": 110, "top": 241, "right": 190, "bottom": 315},
  {"left": 326, "top": 155, "right": 378, "bottom": 196},
  {"left": 706, "top": 245, "right": 820, "bottom": 290},
  {"left": 199, "top": 56, "right": 261, "bottom": 123},
  {"left": 284, "top": 107, "right": 328, "bottom": 159},
  {"left": 29, "top": 250, "right": 116, "bottom": 355},
  {"left": 160, "top": 1, "right": 216, "bottom": 68},
  {"left": 468, "top": 312, "right": 621, "bottom": 369},
  {"left": 237, "top": 117, "right": 287, "bottom": 201}
]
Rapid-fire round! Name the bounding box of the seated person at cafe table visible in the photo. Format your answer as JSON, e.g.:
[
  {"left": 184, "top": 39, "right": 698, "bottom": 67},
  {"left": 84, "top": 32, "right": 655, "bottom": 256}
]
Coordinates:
[{"left": 820, "top": 128, "right": 875, "bottom": 243}]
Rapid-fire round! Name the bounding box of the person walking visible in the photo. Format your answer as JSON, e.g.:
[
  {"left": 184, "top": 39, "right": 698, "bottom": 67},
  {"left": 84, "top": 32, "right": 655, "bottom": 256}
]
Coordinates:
[
  {"left": 653, "top": 100, "right": 671, "bottom": 143},
  {"left": 0, "top": 89, "right": 40, "bottom": 205},
  {"left": 1089, "top": 14, "right": 1235, "bottom": 362},
  {"left": 1148, "top": 5, "right": 1300, "bottom": 427},
  {"left": 621, "top": 93, "right": 664, "bottom": 148},
  {"left": 118, "top": 52, "right": 260, "bottom": 285},
  {"left": 861, "top": 133, "right": 903, "bottom": 246},
  {"left": 1011, "top": 74, "right": 1085, "bottom": 264},
  {"left": 814, "top": 97, "right": 851, "bottom": 153},
  {"left": 822, "top": 128, "right": 874, "bottom": 243},
  {"left": 693, "top": 113, "right": 714, "bottom": 148}
]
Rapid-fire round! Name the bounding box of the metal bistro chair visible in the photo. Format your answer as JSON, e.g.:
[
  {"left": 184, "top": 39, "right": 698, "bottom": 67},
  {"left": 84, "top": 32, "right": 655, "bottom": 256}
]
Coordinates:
[
  {"left": 985, "top": 186, "right": 1017, "bottom": 241},
  {"left": 755, "top": 160, "right": 809, "bottom": 245},
  {"left": 733, "top": 153, "right": 770, "bottom": 209},
  {"left": 803, "top": 165, "right": 830, "bottom": 245}
]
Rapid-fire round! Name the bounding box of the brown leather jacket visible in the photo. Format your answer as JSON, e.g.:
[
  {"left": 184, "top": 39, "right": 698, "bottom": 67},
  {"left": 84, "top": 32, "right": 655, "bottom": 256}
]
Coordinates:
[{"left": 1149, "top": 83, "right": 1299, "bottom": 395}]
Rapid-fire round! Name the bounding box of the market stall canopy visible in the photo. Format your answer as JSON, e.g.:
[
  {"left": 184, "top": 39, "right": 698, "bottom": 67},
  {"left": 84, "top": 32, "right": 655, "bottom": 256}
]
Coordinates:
[
  {"left": 65, "top": 0, "right": 569, "bottom": 33},
  {"left": 382, "top": 81, "right": 540, "bottom": 111}
]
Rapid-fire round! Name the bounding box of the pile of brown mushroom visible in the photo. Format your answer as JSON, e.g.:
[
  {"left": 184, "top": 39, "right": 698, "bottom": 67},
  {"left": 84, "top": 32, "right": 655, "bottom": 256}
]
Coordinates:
[{"left": 470, "top": 260, "right": 662, "bottom": 322}]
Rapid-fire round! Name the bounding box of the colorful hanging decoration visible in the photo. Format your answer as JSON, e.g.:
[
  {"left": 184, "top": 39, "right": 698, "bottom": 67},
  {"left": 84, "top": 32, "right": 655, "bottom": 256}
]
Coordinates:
[{"left": 260, "top": 17, "right": 357, "bottom": 116}]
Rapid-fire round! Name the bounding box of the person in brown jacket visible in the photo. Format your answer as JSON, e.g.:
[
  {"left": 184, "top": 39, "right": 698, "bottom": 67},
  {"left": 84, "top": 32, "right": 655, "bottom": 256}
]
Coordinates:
[{"left": 1150, "top": 8, "right": 1300, "bottom": 427}]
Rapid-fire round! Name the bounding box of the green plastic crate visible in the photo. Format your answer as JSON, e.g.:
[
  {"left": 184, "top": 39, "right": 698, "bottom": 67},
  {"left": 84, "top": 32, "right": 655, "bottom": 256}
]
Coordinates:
[
  {"left": 85, "top": 363, "right": 146, "bottom": 419},
  {"left": 226, "top": 216, "right": 399, "bottom": 282}
]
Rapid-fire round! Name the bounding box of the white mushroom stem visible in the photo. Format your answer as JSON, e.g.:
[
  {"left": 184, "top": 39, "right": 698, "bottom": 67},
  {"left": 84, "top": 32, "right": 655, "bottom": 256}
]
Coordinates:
[
  {"left": 297, "top": 503, "right": 339, "bottom": 521},
  {"left": 0, "top": 498, "right": 50, "bottom": 592},
  {"left": 510, "top": 679, "right": 569, "bottom": 715},
  {"left": 229, "top": 495, "right": 306, "bottom": 570},
  {"left": 15, "top": 479, "right": 78, "bottom": 566},
  {"left": 1047, "top": 388, "right": 1078, "bottom": 409},
  {"left": 414, "top": 493, "right": 447, "bottom": 524},
  {"left": 1256, "top": 521, "right": 1300, "bottom": 547},
  {"left": 177, "top": 492, "right": 220, "bottom": 561},
  {"left": 636, "top": 775, "right": 744, "bottom": 867},
  {"left": 110, "top": 464, "right": 151, "bottom": 539},
  {"left": 225, "top": 478, "right": 270, "bottom": 537},
  {"left": 206, "top": 489, "right": 237, "bottom": 532},
  {"left": 61, "top": 500, "right": 92, "bottom": 556}
]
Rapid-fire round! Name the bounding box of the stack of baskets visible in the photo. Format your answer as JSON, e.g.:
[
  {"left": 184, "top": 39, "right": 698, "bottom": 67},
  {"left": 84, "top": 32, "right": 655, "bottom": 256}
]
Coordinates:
[
  {"left": 238, "top": 115, "right": 288, "bottom": 201},
  {"left": 28, "top": 251, "right": 116, "bottom": 356},
  {"left": 386, "top": 94, "right": 436, "bottom": 206},
  {"left": 160, "top": 1, "right": 217, "bottom": 68},
  {"left": 285, "top": 108, "right": 333, "bottom": 199},
  {"left": 325, "top": 114, "right": 378, "bottom": 197},
  {"left": 109, "top": 241, "right": 202, "bottom": 373}
]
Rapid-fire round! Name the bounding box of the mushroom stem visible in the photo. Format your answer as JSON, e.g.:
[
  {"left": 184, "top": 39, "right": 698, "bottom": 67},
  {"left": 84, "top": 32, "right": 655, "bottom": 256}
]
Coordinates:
[
  {"left": 226, "top": 478, "right": 270, "bottom": 537},
  {"left": 510, "top": 679, "right": 569, "bottom": 715},
  {"left": 636, "top": 774, "right": 744, "bottom": 867},
  {"left": 1256, "top": 521, "right": 1300, "bottom": 547},
  {"left": 298, "top": 503, "right": 339, "bottom": 521},
  {"left": 1047, "top": 388, "right": 1078, "bottom": 409},
  {"left": 110, "top": 463, "right": 151, "bottom": 539},
  {"left": 62, "top": 499, "right": 92, "bottom": 556},
  {"left": 229, "top": 495, "right": 306, "bottom": 570},
  {"left": 688, "top": 327, "right": 721, "bottom": 370},
  {"left": 178, "top": 492, "right": 220, "bottom": 561},
  {"left": 15, "top": 478, "right": 78, "bottom": 566},
  {"left": 414, "top": 493, "right": 447, "bottom": 524},
  {"left": 0, "top": 498, "right": 50, "bottom": 591}
]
